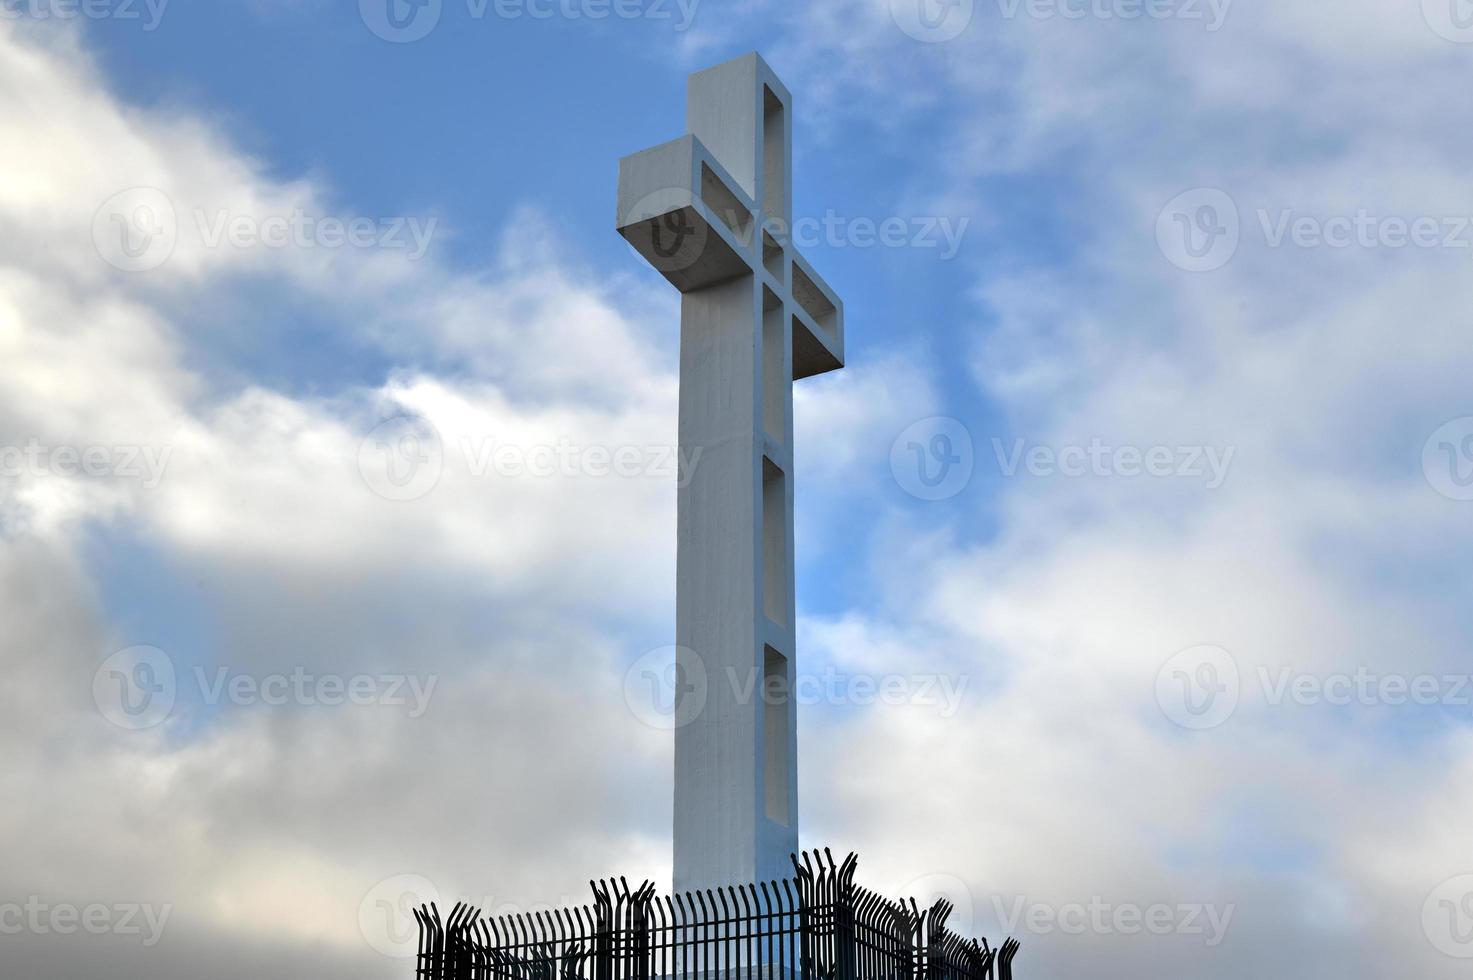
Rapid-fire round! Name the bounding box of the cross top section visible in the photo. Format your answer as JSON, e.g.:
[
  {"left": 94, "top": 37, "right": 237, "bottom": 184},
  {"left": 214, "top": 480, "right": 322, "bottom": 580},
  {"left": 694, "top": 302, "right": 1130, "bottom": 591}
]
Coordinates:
[{"left": 617, "top": 52, "right": 845, "bottom": 380}]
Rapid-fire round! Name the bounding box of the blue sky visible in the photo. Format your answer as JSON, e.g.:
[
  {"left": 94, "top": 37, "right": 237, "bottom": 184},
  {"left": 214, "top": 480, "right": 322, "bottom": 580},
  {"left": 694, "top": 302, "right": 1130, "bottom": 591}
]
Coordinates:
[
  {"left": 4, "top": 3, "right": 1473, "bottom": 979},
  {"left": 75, "top": 2, "right": 1014, "bottom": 629}
]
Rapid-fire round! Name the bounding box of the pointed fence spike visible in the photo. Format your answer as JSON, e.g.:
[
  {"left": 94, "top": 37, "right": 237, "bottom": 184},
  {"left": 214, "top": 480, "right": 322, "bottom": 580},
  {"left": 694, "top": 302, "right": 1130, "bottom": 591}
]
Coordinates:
[{"left": 428, "top": 847, "right": 1003, "bottom": 980}]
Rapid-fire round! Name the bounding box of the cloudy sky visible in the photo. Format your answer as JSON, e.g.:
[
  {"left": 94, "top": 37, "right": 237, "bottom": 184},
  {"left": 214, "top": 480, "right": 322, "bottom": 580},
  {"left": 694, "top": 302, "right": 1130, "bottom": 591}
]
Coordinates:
[{"left": 3, "top": 1, "right": 1473, "bottom": 977}]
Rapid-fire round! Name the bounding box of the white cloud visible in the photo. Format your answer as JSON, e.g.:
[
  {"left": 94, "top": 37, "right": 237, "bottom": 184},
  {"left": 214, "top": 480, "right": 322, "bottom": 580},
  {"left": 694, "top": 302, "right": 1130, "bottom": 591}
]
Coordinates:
[
  {"left": 770, "top": 2, "right": 1473, "bottom": 977},
  {"left": 5, "top": 6, "right": 1473, "bottom": 980},
  {"left": 0, "top": 19, "right": 683, "bottom": 979}
]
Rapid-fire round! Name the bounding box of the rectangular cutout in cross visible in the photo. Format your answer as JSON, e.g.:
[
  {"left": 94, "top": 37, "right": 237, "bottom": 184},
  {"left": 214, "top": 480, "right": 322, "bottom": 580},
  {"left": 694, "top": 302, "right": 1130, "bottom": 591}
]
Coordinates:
[
  {"left": 762, "top": 230, "right": 786, "bottom": 284},
  {"left": 762, "top": 287, "right": 786, "bottom": 443},
  {"left": 763, "top": 85, "right": 788, "bottom": 222},
  {"left": 763, "top": 644, "right": 792, "bottom": 826},
  {"left": 701, "top": 162, "right": 753, "bottom": 243},
  {"left": 762, "top": 457, "right": 789, "bottom": 627}
]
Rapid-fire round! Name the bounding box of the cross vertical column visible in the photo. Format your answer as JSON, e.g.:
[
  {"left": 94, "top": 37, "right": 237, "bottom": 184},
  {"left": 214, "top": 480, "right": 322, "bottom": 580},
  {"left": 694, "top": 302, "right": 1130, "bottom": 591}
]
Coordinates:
[{"left": 617, "top": 52, "right": 845, "bottom": 896}]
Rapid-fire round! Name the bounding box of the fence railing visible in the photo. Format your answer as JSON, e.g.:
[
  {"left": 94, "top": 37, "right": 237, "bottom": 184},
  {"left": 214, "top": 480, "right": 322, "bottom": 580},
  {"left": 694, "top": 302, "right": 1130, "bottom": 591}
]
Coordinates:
[{"left": 414, "top": 850, "right": 1020, "bottom": 980}]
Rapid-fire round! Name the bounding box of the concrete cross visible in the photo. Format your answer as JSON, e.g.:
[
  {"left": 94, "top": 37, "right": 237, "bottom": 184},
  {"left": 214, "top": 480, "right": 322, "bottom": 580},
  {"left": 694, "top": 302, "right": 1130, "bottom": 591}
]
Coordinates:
[{"left": 617, "top": 53, "right": 846, "bottom": 895}]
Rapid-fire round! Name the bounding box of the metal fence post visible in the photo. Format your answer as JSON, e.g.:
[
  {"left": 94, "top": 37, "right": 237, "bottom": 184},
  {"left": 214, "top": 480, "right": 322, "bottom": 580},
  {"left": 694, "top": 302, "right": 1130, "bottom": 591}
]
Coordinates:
[{"left": 410, "top": 852, "right": 1018, "bottom": 980}]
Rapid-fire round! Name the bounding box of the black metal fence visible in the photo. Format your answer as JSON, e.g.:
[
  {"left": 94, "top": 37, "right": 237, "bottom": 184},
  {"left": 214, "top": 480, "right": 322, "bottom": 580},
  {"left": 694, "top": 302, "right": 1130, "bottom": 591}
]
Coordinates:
[{"left": 414, "top": 851, "right": 1020, "bottom": 980}]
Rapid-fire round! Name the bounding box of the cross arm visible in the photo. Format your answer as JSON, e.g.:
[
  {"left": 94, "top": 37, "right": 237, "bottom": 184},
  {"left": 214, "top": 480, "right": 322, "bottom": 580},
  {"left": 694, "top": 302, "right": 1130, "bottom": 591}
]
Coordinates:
[
  {"left": 787, "top": 247, "right": 844, "bottom": 379},
  {"left": 616, "top": 131, "right": 845, "bottom": 380},
  {"left": 617, "top": 135, "right": 758, "bottom": 293}
]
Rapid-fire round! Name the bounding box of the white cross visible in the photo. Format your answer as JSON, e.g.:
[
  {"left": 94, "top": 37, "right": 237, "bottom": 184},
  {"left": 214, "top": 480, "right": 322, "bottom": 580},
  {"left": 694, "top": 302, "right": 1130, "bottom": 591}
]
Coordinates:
[{"left": 617, "top": 53, "right": 846, "bottom": 894}]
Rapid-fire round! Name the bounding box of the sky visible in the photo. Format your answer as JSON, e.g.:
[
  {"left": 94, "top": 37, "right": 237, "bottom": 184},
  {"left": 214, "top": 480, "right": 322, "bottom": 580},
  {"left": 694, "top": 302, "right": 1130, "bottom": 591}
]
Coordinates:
[{"left": 3, "top": 0, "right": 1473, "bottom": 977}]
